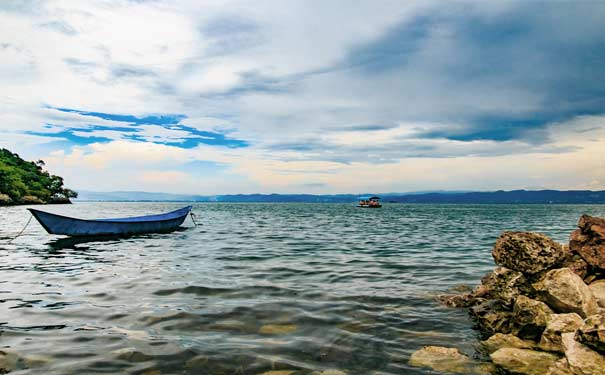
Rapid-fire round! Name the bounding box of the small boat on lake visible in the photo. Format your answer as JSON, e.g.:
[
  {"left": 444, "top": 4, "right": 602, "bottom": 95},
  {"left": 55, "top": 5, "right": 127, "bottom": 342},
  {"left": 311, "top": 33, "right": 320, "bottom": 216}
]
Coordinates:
[
  {"left": 356, "top": 196, "right": 382, "bottom": 208},
  {"left": 28, "top": 206, "right": 192, "bottom": 237}
]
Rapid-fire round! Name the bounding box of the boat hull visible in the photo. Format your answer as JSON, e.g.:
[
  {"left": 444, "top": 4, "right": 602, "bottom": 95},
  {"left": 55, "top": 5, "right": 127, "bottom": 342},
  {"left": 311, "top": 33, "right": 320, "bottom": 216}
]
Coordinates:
[{"left": 28, "top": 206, "right": 192, "bottom": 237}]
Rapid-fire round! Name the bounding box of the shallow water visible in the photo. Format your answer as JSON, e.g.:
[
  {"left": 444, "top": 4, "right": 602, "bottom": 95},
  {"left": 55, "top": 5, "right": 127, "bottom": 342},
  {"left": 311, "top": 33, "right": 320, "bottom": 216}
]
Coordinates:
[{"left": 1, "top": 203, "right": 604, "bottom": 374}]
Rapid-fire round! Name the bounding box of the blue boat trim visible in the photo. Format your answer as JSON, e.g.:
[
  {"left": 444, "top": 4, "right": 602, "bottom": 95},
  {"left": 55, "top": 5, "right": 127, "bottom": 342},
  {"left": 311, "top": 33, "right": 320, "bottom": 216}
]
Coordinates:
[{"left": 28, "top": 206, "right": 193, "bottom": 237}]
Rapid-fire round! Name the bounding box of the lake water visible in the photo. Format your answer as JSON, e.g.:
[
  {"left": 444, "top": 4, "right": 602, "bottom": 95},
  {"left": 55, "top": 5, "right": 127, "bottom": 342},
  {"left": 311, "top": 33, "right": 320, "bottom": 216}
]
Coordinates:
[{"left": 1, "top": 203, "right": 604, "bottom": 374}]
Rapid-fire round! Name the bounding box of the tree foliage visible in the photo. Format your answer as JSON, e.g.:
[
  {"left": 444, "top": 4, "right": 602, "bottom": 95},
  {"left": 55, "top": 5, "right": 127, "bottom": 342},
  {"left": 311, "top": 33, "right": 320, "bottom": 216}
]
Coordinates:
[{"left": 0, "top": 148, "right": 78, "bottom": 203}]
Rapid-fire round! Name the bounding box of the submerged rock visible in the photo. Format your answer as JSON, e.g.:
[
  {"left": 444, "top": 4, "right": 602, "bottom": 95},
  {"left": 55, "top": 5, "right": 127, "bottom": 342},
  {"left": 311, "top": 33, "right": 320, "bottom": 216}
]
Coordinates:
[
  {"left": 512, "top": 295, "right": 553, "bottom": 340},
  {"left": 570, "top": 215, "right": 605, "bottom": 269},
  {"left": 538, "top": 313, "right": 584, "bottom": 353},
  {"left": 0, "top": 350, "right": 20, "bottom": 373},
  {"left": 533, "top": 268, "right": 598, "bottom": 318},
  {"left": 408, "top": 346, "right": 491, "bottom": 375},
  {"left": 490, "top": 348, "right": 559, "bottom": 375},
  {"left": 492, "top": 232, "right": 564, "bottom": 275},
  {"left": 575, "top": 314, "right": 605, "bottom": 354},
  {"left": 479, "top": 267, "right": 533, "bottom": 307},
  {"left": 437, "top": 293, "right": 483, "bottom": 308},
  {"left": 480, "top": 333, "right": 536, "bottom": 354},
  {"left": 562, "top": 332, "right": 605, "bottom": 375},
  {"left": 259, "top": 324, "right": 298, "bottom": 335}
]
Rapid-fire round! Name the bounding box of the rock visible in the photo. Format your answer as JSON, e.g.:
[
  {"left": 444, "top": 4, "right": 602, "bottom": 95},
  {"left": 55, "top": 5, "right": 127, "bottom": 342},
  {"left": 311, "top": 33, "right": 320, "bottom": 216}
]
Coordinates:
[
  {"left": 576, "top": 314, "right": 605, "bottom": 354},
  {"left": 0, "top": 193, "right": 12, "bottom": 205},
  {"left": 437, "top": 293, "right": 483, "bottom": 308},
  {"left": 562, "top": 331, "right": 605, "bottom": 375},
  {"left": 260, "top": 371, "right": 298, "bottom": 375},
  {"left": 560, "top": 245, "right": 590, "bottom": 279},
  {"left": 534, "top": 268, "right": 598, "bottom": 318},
  {"left": 589, "top": 280, "right": 605, "bottom": 308},
  {"left": 0, "top": 350, "right": 20, "bottom": 372},
  {"left": 490, "top": 347, "right": 559, "bottom": 375},
  {"left": 259, "top": 324, "right": 298, "bottom": 335},
  {"left": 19, "top": 195, "right": 44, "bottom": 204},
  {"left": 408, "top": 346, "right": 490, "bottom": 375},
  {"left": 314, "top": 371, "right": 346, "bottom": 375},
  {"left": 470, "top": 299, "right": 514, "bottom": 335},
  {"left": 513, "top": 295, "right": 554, "bottom": 340},
  {"left": 47, "top": 196, "right": 72, "bottom": 204},
  {"left": 493, "top": 232, "right": 564, "bottom": 275},
  {"left": 480, "top": 333, "right": 536, "bottom": 354},
  {"left": 479, "top": 267, "right": 534, "bottom": 307},
  {"left": 111, "top": 347, "right": 154, "bottom": 362},
  {"left": 539, "top": 313, "right": 584, "bottom": 352},
  {"left": 570, "top": 215, "right": 605, "bottom": 269},
  {"left": 546, "top": 359, "right": 574, "bottom": 375}
]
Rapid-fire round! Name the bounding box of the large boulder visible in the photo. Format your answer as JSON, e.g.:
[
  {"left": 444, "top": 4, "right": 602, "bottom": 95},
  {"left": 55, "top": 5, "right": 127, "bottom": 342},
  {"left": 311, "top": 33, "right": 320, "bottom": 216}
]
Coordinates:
[
  {"left": 480, "top": 333, "right": 537, "bottom": 354},
  {"left": 512, "top": 295, "right": 554, "bottom": 340},
  {"left": 539, "top": 313, "right": 584, "bottom": 353},
  {"left": 493, "top": 232, "right": 564, "bottom": 275},
  {"left": 562, "top": 332, "right": 605, "bottom": 375},
  {"left": 478, "top": 267, "right": 534, "bottom": 307},
  {"left": 490, "top": 348, "right": 559, "bottom": 375},
  {"left": 570, "top": 215, "right": 605, "bottom": 269},
  {"left": 589, "top": 280, "right": 605, "bottom": 308},
  {"left": 470, "top": 299, "right": 513, "bottom": 335},
  {"left": 408, "top": 346, "right": 492, "bottom": 374},
  {"left": 560, "top": 245, "right": 590, "bottom": 279},
  {"left": 533, "top": 268, "right": 598, "bottom": 318},
  {"left": 575, "top": 314, "right": 605, "bottom": 354}
]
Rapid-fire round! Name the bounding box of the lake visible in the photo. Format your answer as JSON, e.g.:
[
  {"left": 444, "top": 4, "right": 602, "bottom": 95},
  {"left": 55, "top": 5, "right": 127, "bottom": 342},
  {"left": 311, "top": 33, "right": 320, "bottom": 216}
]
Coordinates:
[{"left": 1, "top": 203, "right": 604, "bottom": 374}]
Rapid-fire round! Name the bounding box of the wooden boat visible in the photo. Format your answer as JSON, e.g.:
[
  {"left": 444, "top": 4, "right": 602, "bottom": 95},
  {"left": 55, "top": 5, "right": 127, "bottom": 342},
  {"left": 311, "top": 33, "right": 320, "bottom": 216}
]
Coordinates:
[
  {"left": 356, "top": 196, "right": 382, "bottom": 208},
  {"left": 28, "top": 206, "right": 192, "bottom": 237}
]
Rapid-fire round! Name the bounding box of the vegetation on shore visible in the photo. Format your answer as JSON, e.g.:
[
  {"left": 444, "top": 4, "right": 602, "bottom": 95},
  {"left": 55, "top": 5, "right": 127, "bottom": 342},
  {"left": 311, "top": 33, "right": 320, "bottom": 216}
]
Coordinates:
[{"left": 0, "top": 148, "right": 77, "bottom": 205}]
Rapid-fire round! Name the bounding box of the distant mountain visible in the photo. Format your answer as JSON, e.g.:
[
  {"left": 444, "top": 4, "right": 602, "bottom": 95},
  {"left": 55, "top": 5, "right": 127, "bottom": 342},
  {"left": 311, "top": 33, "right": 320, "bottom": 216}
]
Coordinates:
[{"left": 75, "top": 190, "right": 605, "bottom": 204}]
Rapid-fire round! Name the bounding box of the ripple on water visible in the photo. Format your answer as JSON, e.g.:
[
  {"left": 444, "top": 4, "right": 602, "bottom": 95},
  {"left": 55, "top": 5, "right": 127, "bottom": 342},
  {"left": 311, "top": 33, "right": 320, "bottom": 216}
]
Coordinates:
[{"left": 1, "top": 202, "right": 604, "bottom": 374}]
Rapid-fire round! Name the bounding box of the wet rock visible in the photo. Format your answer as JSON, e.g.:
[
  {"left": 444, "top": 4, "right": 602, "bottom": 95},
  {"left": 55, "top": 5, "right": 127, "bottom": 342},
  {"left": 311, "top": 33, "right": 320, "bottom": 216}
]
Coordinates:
[
  {"left": 570, "top": 215, "right": 605, "bottom": 269},
  {"left": 259, "top": 324, "right": 298, "bottom": 335},
  {"left": 111, "top": 347, "right": 154, "bottom": 362},
  {"left": 408, "top": 346, "right": 490, "bottom": 375},
  {"left": 575, "top": 314, "right": 605, "bottom": 354},
  {"left": 480, "top": 333, "right": 536, "bottom": 354},
  {"left": 534, "top": 268, "right": 598, "bottom": 318},
  {"left": 493, "top": 232, "right": 564, "bottom": 275},
  {"left": 470, "top": 299, "right": 513, "bottom": 335},
  {"left": 490, "top": 348, "right": 559, "bottom": 375},
  {"left": 260, "top": 371, "right": 298, "bottom": 375},
  {"left": 184, "top": 355, "right": 208, "bottom": 368},
  {"left": 22, "top": 354, "right": 52, "bottom": 368},
  {"left": 451, "top": 284, "right": 474, "bottom": 293},
  {"left": 589, "top": 280, "right": 605, "bottom": 308},
  {"left": 313, "top": 370, "right": 346, "bottom": 375},
  {"left": 545, "top": 359, "right": 574, "bottom": 375},
  {"left": 512, "top": 295, "right": 554, "bottom": 340},
  {"left": 437, "top": 293, "right": 483, "bottom": 308},
  {"left": 0, "top": 350, "right": 19, "bottom": 373},
  {"left": 538, "top": 313, "right": 584, "bottom": 353},
  {"left": 479, "top": 267, "right": 534, "bottom": 307},
  {"left": 562, "top": 331, "right": 605, "bottom": 375}
]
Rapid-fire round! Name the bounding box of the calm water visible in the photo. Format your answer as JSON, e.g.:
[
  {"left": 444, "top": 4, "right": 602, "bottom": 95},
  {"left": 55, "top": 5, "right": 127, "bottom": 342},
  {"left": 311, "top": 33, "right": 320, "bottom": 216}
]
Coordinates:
[{"left": 1, "top": 203, "right": 604, "bottom": 374}]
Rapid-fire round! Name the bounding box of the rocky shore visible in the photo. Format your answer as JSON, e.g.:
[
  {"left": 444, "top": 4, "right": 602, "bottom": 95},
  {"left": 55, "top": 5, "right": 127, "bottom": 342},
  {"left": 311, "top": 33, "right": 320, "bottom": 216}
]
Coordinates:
[{"left": 411, "top": 214, "right": 605, "bottom": 374}]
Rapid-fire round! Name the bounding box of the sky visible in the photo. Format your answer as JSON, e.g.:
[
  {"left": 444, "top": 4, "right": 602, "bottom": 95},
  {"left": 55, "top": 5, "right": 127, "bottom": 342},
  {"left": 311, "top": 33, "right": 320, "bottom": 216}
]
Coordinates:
[{"left": 1, "top": 0, "right": 604, "bottom": 194}]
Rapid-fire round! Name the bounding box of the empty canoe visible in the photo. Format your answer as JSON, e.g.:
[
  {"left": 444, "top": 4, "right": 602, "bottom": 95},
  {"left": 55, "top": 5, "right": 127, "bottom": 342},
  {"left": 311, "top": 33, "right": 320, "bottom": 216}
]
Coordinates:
[{"left": 28, "top": 206, "right": 192, "bottom": 237}]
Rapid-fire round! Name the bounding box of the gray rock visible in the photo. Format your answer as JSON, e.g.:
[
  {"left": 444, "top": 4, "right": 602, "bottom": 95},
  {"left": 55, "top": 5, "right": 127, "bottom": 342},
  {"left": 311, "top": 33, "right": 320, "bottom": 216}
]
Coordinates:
[
  {"left": 539, "top": 313, "right": 584, "bottom": 353},
  {"left": 534, "top": 268, "right": 598, "bottom": 318},
  {"left": 513, "top": 295, "right": 554, "bottom": 340},
  {"left": 562, "top": 332, "right": 605, "bottom": 375},
  {"left": 493, "top": 232, "right": 564, "bottom": 275},
  {"left": 490, "top": 347, "right": 560, "bottom": 375}
]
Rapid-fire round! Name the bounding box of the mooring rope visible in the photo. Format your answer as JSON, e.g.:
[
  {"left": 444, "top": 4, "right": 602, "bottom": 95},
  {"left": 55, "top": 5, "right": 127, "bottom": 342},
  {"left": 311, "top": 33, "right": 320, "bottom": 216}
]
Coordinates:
[
  {"left": 190, "top": 212, "right": 200, "bottom": 226},
  {"left": 7, "top": 214, "right": 33, "bottom": 243}
]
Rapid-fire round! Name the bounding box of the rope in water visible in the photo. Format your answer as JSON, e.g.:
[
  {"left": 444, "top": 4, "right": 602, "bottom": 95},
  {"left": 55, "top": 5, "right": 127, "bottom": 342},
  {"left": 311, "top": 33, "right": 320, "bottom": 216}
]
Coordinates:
[
  {"left": 7, "top": 214, "right": 33, "bottom": 243},
  {"left": 190, "top": 212, "right": 200, "bottom": 226}
]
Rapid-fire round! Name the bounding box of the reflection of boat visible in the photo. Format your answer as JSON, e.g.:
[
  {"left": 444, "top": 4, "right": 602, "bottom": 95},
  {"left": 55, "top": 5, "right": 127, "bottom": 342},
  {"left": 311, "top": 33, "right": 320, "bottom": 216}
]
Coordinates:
[
  {"left": 356, "top": 196, "right": 382, "bottom": 208},
  {"left": 28, "top": 206, "right": 192, "bottom": 237}
]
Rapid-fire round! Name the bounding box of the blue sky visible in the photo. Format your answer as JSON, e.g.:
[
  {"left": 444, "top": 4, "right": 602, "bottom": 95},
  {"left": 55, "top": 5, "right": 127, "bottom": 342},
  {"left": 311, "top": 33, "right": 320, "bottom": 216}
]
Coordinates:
[{"left": 1, "top": 1, "right": 604, "bottom": 193}]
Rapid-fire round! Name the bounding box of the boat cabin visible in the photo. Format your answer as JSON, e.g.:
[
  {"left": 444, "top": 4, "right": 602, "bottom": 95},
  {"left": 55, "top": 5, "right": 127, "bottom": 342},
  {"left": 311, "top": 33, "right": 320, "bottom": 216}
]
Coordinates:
[{"left": 357, "top": 196, "right": 382, "bottom": 208}]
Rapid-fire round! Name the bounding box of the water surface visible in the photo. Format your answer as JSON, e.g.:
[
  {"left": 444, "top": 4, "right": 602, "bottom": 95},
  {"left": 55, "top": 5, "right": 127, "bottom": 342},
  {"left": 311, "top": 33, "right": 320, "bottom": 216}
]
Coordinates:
[{"left": 1, "top": 203, "right": 604, "bottom": 374}]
